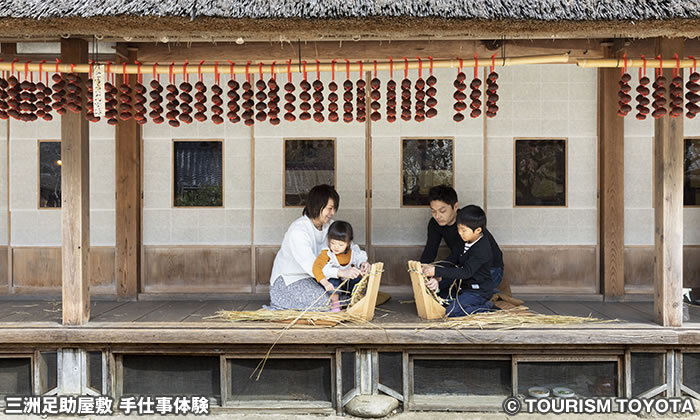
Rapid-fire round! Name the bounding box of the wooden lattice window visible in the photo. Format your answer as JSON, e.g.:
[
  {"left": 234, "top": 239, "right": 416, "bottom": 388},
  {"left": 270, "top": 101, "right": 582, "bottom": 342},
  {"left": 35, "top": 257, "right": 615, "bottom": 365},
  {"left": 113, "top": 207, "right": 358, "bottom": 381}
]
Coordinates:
[
  {"left": 517, "top": 359, "right": 618, "bottom": 398},
  {"left": 514, "top": 138, "right": 567, "bottom": 207},
  {"left": 38, "top": 140, "right": 61, "bottom": 208},
  {"left": 0, "top": 357, "right": 32, "bottom": 397},
  {"left": 284, "top": 139, "right": 335, "bottom": 207},
  {"left": 173, "top": 140, "right": 223, "bottom": 207},
  {"left": 401, "top": 138, "right": 454, "bottom": 206},
  {"left": 685, "top": 138, "right": 700, "bottom": 206}
]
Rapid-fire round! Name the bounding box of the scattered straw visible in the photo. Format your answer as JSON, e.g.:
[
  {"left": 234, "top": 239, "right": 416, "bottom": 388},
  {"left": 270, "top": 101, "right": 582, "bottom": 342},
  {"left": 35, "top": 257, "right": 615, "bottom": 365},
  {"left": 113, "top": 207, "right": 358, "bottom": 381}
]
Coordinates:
[
  {"left": 423, "top": 307, "right": 616, "bottom": 330},
  {"left": 349, "top": 273, "right": 370, "bottom": 307},
  {"left": 209, "top": 309, "right": 370, "bottom": 325},
  {"left": 407, "top": 266, "right": 448, "bottom": 306}
]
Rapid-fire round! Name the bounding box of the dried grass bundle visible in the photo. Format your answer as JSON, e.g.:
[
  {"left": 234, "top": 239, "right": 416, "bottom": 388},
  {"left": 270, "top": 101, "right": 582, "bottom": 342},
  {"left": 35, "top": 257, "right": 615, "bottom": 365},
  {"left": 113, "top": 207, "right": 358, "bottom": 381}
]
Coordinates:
[
  {"left": 209, "top": 309, "right": 370, "bottom": 325},
  {"left": 429, "top": 307, "right": 615, "bottom": 330}
]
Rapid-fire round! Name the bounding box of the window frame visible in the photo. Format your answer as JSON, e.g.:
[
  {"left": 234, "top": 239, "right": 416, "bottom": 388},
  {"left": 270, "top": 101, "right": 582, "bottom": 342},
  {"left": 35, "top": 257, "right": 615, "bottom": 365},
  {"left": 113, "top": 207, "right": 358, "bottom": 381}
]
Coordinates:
[
  {"left": 513, "top": 137, "right": 568, "bottom": 208},
  {"left": 37, "top": 139, "right": 62, "bottom": 210},
  {"left": 171, "top": 138, "right": 225, "bottom": 209},
  {"left": 684, "top": 137, "right": 700, "bottom": 208},
  {"left": 400, "top": 136, "right": 456, "bottom": 208},
  {"left": 282, "top": 137, "right": 337, "bottom": 209}
]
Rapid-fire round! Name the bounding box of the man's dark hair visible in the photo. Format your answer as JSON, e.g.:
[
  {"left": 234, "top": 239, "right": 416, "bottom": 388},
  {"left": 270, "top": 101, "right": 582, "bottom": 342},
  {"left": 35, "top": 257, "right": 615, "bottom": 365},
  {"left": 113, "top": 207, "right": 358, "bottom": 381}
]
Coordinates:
[
  {"left": 456, "top": 205, "right": 486, "bottom": 231},
  {"left": 303, "top": 184, "right": 340, "bottom": 220},
  {"left": 428, "top": 185, "right": 458, "bottom": 207},
  {"left": 328, "top": 220, "right": 354, "bottom": 245}
]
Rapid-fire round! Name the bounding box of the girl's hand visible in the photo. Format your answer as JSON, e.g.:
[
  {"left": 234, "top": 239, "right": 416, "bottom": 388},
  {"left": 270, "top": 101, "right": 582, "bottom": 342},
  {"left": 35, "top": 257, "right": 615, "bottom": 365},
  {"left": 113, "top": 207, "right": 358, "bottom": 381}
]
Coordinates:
[
  {"left": 320, "top": 279, "right": 335, "bottom": 293},
  {"left": 422, "top": 264, "right": 436, "bottom": 278},
  {"left": 359, "top": 262, "right": 371, "bottom": 273},
  {"left": 426, "top": 278, "right": 439, "bottom": 291},
  {"left": 339, "top": 267, "right": 361, "bottom": 279}
]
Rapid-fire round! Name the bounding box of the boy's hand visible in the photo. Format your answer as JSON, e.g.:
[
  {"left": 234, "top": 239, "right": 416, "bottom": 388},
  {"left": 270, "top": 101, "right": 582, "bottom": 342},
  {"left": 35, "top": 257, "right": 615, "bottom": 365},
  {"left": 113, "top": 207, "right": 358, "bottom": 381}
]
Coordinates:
[
  {"left": 426, "top": 278, "right": 439, "bottom": 291},
  {"left": 359, "top": 262, "right": 371, "bottom": 274},
  {"left": 421, "top": 264, "right": 436, "bottom": 278},
  {"left": 320, "top": 279, "right": 335, "bottom": 293},
  {"left": 339, "top": 267, "right": 361, "bottom": 279}
]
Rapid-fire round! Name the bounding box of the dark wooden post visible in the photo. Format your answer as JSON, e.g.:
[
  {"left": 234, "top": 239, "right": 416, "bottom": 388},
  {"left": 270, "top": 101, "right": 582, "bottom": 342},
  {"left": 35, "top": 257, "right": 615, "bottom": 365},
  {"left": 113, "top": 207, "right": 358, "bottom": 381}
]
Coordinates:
[
  {"left": 599, "top": 45, "right": 625, "bottom": 298},
  {"left": 654, "top": 38, "right": 684, "bottom": 327},
  {"left": 61, "top": 38, "right": 90, "bottom": 325},
  {"left": 115, "top": 44, "right": 141, "bottom": 299}
]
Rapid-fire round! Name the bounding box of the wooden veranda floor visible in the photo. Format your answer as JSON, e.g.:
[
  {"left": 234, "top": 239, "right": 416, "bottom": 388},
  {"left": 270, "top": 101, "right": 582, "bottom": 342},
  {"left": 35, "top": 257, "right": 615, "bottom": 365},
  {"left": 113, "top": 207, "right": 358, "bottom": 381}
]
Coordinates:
[{"left": 0, "top": 296, "right": 699, "bottom": 346}]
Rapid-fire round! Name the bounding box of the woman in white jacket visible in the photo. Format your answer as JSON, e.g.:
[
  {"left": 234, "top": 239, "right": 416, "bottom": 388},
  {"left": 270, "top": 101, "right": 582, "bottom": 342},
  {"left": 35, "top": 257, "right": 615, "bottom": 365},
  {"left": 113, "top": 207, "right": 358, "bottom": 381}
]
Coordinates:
[{"left": 269, "top": 184, "right": 362, "bottom": 310}]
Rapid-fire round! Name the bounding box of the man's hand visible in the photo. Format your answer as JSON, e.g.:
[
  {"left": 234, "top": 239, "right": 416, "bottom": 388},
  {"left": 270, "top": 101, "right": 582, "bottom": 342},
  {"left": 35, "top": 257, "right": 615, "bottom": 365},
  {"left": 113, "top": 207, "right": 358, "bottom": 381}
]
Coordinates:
[
  {"left": 426, "top": 278, "right": 439, "bottom": 291},
  {"left": 320, "top": 279, "right": 335, "bottom": 293},
  {"left": 421, "top": 264, "right": 436, "bottom": 278},
  {"left": 359, "top": 262, "right": 371, "bottom": 274},
  {"left": 338, "top": 267, "right": 362, "bottom": 279}
]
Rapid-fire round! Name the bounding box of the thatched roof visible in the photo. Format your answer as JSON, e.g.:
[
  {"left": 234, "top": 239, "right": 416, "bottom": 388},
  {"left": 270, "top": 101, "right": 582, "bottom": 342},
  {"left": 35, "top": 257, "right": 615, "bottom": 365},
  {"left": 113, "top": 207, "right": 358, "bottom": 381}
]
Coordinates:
[
  {"left": 0, "top": 0, "right": 697, "bottom": 20},
  {"left": 0, "top": 1, "right": 697, "bottom": 41}
]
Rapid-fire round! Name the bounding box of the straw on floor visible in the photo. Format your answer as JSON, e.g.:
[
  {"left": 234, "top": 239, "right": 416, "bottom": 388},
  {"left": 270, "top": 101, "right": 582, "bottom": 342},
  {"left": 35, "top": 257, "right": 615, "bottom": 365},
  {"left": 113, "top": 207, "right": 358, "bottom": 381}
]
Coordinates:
[
  {"left": 210, "top": 308, "right": 371, "bottom": 325},
  {"left": 427, "top": 307, "right": 615, "bottom": 330}
]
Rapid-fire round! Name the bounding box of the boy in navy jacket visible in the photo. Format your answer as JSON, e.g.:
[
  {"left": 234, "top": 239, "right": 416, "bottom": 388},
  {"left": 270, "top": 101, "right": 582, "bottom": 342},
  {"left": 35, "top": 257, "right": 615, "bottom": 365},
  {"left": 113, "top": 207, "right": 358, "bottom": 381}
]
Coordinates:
[{"left": 421, "top": 205, "right": 494, "bottom": 317}]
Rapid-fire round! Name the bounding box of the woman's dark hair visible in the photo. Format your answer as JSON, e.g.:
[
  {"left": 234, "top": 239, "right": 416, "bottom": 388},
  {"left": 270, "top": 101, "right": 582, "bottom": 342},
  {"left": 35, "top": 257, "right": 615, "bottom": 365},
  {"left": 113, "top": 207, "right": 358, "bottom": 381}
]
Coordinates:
[
  {"left": 428, "top": 185, "right": 458, "bottom": 207},
  {"left": 303, "top": 184, "right": 340, "bottom": 220},
  {"left": 328, "top": 221, "right": 354, "bottom": 244},
  {"left": 456, "top": 205, "right": 486, "bottom": 231}
]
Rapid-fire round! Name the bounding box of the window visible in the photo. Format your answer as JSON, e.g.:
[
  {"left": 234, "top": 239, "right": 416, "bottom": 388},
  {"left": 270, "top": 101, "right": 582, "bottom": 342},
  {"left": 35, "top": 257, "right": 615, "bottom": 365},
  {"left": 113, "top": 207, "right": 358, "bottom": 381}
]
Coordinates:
[
  {"left": 514, "top": 138, "right": 567, "bottom": 207},
  {"left": 685, "top": 138, "right": 700, "bottom": 206},
  {"left": 402, "top": 138, "right": 454, "bottom": 206},
  {"left": 284, "top": 139, "right": 335, "bottom": 207},
  {"left": 173, "top": 140, "right": 223, "bottom": 207},
  {"left": 39, "top": 140, "right": 61, "bottom": 208}
]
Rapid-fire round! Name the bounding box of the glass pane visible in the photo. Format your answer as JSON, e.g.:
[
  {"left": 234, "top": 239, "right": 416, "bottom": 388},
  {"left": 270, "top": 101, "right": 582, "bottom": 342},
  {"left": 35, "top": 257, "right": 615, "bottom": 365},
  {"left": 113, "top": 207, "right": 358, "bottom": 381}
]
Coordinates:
[
  {"left": 518, "top": 361, "right": 617, "bottom": 398},
  {"left": 342, "top": 352, "right": 355, "bottom": 396},
  {"left": 284, "top": 139, "right": 335, "bottom": 207},
  {"left": 0, "top": 358, "right": 32, "bottom": 396},
  {"left": 402, "top": 138, "right": 454, "bottom": 206},
  {"left": 515, "top": 139, "right": 566, "bottom": 206},
  {"left": 88, "top": 351, "right": 102, "bottom": 392},
  {"left": 413, "top": 359, "right": 511, "bottom": 396},
  {"left": 229, "top": 358, "right": 332, "bottom": 402},
  {"left": 39, "top": 141, "right": 61, "bottom": 208},
  {"left": 631, "top": 353, "right": 664, "bottom": 397},
  {"left": 378, "top": 352, "right": 402, "bottom": 393},
  {"left": 685, "top": 138, "right": 700, "bottom": 206},
  {"left": 683, "top": 353, "right": 700, "bottom": 393},
  {"left": 41, "top": 352, "right": 57, "bottom": 392},
  {"left": 122, "top": 355, "right": 220, "bottom": 403},
  {"left": 173, "top": 141, "right": 223, "bottom": 207}
]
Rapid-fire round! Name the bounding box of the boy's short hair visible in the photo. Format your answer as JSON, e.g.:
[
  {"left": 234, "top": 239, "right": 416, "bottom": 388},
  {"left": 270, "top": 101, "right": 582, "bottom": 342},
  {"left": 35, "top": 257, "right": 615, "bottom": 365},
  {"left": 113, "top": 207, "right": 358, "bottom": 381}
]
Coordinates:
[
  {"left": 303, "top": 184, "right": 340, "bottom": 220},
  {"left": 328, "top": 221, "right": 353, "bottom": 244},
  {"left": 456, "top": 205, "right": 486, "bottom": 231},
  {"left": 428, "top": 185, "right": 458, "bottom": 207}
]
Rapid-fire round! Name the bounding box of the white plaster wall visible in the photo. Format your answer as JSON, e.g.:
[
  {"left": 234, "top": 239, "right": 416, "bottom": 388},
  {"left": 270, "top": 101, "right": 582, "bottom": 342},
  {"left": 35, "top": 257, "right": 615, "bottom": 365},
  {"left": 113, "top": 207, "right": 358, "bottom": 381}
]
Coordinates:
[
  {"left": 0, "top": 120, "right": 7, "bottom": 246},
  {"left": 371, "top": 67, "right": 484, "bottom": 245},
  {"left": 9, "top": 117, "right": 115, "bottom": 246},
  {"left": 142, "top": 74, "right": 252, "bottom": 245},
  {"left": 624, "top": 71, "right": 700, "bottom": 246},
  {"left": 486, "top": 64, "right": 598, "bottom": 246},
  {"left": 254, "top": 71, "right": 366, "bottom": 245}
]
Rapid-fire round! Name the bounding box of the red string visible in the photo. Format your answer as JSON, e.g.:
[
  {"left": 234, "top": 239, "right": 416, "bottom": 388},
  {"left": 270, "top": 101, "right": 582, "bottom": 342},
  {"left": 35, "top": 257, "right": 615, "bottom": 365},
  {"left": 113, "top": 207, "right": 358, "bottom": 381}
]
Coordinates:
[
  {"left": 640, "top": 55, "right": 646, "bottom": 78},
  {"left": 228, "top": 60, "right": 235, "bottom": 81},
  {"left": 473, "top": 54, "right": 478, "bottom": 79},
  {"left": 40, "top": 60, "right": 46, "bottom": 84},
  {"left": 416, "top": 56, "right": 422, "bottom": 78},
  {"left": 491, "top": 53, "right": 496, "bottom": 73},
  {"left": 245, "top": 61, "right": 250, "bottom": 83},
  {"left": 88, "top": 59, "right": 94, "bottom": 79},
  {"left": 315, "top": 59, "right": 320, "bottom": 80},
  {"left": 357, "top": 61, "right": 363, "bottom": 78},
  {"left": 689, "top": 56, "right": 697, "bottom": 73},
  {"left": 136, "top": 61, "right": 142, "bottom": 84},
  {"left": 373, "top": 60, "right": 377, "bottom": 78},
  {"left": 53, "top": 58, "right": 58, "bottom": 74},
  {"left": 122, "top": 62, "right": 128, "bottom": 85},
  {"left": 71, "top": 63, "right": 75, "bottom": 76},
  {"left": 286, "top": 59, "right": 292, "bottom": 83},
  {"left": 199, "top": 60, "right": 205, "bottom": 82},
  {"left": 169, "top": 62, "right": 174, "bottom": 85},
  {"left": 656, "top": 55, "right": 662, "bottom": 78},
  {"left": 106, "top": 61, "right": 112, "bottom": 84},
  {"left": 183, "top": 60, "right": 189, "bottom": 83},
  {"left": 214, "top": 61, "right": 219, "bottom": 85},
  {"left": 0, "top": 59, "right": 3, "bottom": 80},
  {"left": 389, "top": 57, "right": 393, "bottom": 78},
  {"left": 302, "top": 60, "right": 307, "bottom": 80},
  {"left": 331, "top": 59, "right": 336, "bottom": 81},
  {"left": 345, "top": 59, "right": 350, "bottom": 80},
  {"left": 258, "top": 62, "right": 263, "bottom": 80},
  {"left": 674, "top": 53, "right": 680, "bottom": 78},
  {"left": 11, "top": 58, "right": 18, "bottom": 78},
  {"left": 153, "top": 62, "right": 159, "bottom": 82},
  {"left": 458, "top": 58, "right": 463, "bottom": 73},
  {"left": 622, "top": 53, "right": 627, "bottom": 77},
  {"left": 403, "top": 57, "right": 408, "bottom": 78},
  {"left": 428, "top": 56, "right": 433, "bottom": 75},
  {"left": 24, "top": 60, "right": 30, "bottom": 80},
  {"left": 271, "top": 61, "right": 276, "bottom": 80}
]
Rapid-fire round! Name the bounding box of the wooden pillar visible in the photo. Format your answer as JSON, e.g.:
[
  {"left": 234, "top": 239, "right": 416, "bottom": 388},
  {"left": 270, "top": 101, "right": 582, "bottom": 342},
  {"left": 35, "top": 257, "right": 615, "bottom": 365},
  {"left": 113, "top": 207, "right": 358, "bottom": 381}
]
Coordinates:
[
  {"left": 653, "top": 38, "right": 684, "bottom": 327},
  {"left": 61, "top": 38, "right": 90, "bottom": 325},
  {"left": 599, "top": 45, "right": 625, "bottom": 298},
  {"left": 115, "top": 44, "right": 141, "bottom": 299}
]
